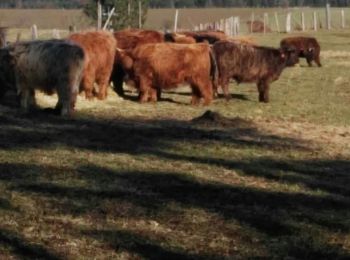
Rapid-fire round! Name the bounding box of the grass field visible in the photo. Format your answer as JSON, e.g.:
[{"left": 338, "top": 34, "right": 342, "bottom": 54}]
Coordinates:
[{"left": 0, "top": 23, "right": 350, "bottom": 259}]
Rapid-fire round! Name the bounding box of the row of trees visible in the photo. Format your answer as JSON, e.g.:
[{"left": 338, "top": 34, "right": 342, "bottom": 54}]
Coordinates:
[{"left": 1, "top": 0, "right": 350, "bottom": 8}]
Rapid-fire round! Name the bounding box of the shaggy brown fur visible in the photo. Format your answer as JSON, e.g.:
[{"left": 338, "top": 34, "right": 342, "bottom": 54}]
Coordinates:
[
  {"left": 68, "top": 31, "right": 117, "bottom": 100},
  {"left": 213, "top": 40, "right": 298, "bottom": 103},
  {"left": 114, "top": 29, "right": 164, "bottom": 49},
  {"left": 111, "top": 29, "right": 164, "bottom": 97},
  {"left": 118, "top": 43, "right": 216, "bottom": 105},
  {"left": 0, "top": 40, "right": 84, "bottom": 116},
  {"left": 280, "top": 36, "right": 322, "bottom": 67}
]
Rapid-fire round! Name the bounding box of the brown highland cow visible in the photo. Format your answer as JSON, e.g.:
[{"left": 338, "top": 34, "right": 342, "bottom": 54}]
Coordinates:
[
  {"left": 118, "top": 42, "right": 217, "bottom": 105},
  {"left": 280, "top": 36, "right": 322, "bottom": 67},
  {"left": 213, "top": 40, "right": 298, "bottom": 102},
  {"left": 111, "top": 29, "right": 164, "bottom": 97},
  {"left": 69, "top": 31, "right": 117, "bottom": 100}
]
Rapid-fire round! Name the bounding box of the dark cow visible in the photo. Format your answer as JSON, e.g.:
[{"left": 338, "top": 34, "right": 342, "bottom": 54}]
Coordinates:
[
  {"left": 118, "top": 42, "right": 216, "bottom": 105},
  {"left": 0, "top": 40, "right": 84, "bottom": 116},
  {"left": 68, "top": 31, "right": 117, "bottom": 100},
  {"left": 213, "top": 40, "right": 298, "bottom": 103},
  {"left": 280, "top": 36, "right": 321, "bottom": 67},
  {"left": 111, "top": 29, "right": 164, "bottom": 97}
]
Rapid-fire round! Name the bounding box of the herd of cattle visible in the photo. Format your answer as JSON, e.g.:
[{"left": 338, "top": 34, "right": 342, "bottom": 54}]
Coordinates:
[{"left": 0, "top": 28, "right": 321, "bottom": 116}]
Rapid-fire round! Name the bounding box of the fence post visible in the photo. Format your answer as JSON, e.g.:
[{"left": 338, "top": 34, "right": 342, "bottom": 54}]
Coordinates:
[
  {"left": 174, "top": 9, "right": 179, "bottom": 32},
  {"left": 341, "top": 9, "right": 345, "bottom": 29},
  {"left": 31, "top": 24, "right": 38, "bottom": 40},
  {"left": 236, "top": 17, "right": 240, "bottom": 35},
  {"left": 138, "top": 1, "right": 142, "bottom": 29},
  {"left": 301, "top": 12, "right": 305, "bottom": 31},
  {"left": 225, "top": 18, "right": 230, "bottom": 36},
  {"left": 274, "top": 12, "right": 280, "bottom": 33},
  {"left": 313, "top": 11, "right": 317, "bottom": 31},
  {"left": 16, "top": 32, "right": 21, "bottom": 42},
  {"left": 128, "top": 1, "right": 131, "bottom": 28},
  {"left": 263, "top": 13, "right": 268, "bottom": 34},
  {"left": 250, "top": 13, "right": 254, "bottom": 33},
  {"left": 97, "top": 0, "right": 102, "bottom": 30},
  {"left": 286, "top": 12, "right": 291, "bottom": 33},
  {"left": 52, "top": 29, "right": 60, "bottom": 39},
  {"left": 219, "top": 19, "right": 224, "bottom": 31},
  {"left": 326, "top": 3, "right": 331, "bottom": 30},
  {"left": 0, "top": 27, "right": 7, "bottom": 48},
  {"left": 103, "top": 7, "right": 115, "bottom": 30}
]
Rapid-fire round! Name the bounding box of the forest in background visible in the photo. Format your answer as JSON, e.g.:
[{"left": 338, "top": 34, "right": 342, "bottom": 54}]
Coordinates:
[{"left": 1, "top": 0, "right": 350, "bottom": 9}]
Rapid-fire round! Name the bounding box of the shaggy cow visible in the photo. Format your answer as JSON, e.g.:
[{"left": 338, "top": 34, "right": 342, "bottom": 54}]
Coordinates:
[
  {"left": 280, "top": 36, "right": 321, "bottom": 67},
  {"left": 0, "top": 40, "right": 84, "bottom": 116},
  {"left": 118, "top": 42, "right": 216, "bottom": 105},
  {"left": 111, "top": 29, "right": 164, "bottom": 97},
  {"left": 68, "top": 31, "right": 116, "bottom": 100},
  {"left": 213, "top": 40, "right": 298, "bottom": 102}
]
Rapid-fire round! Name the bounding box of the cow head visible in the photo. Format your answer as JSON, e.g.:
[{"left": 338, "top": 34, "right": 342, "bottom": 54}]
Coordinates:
[
  {"left": 280, "top": 47, "right": 299, "bottom": 67},
  {"left": 0, "top": 48, "right": 16, "bottom": 99}
]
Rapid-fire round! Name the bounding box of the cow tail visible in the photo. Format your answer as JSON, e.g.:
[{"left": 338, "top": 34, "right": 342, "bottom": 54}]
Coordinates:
[{"left": 209, "top": 47, "right": 218, "bottom": 96}]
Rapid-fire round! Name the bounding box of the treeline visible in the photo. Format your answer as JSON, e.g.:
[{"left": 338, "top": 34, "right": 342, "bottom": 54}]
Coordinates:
[
  {"left": 0, "top": 0, "right": 350, "bottom": 9},
  {"left": 0, "top": 0, "right": 88, "bottom": 8},
  {"left": 150, "top": 0, "right": 350, "bottom": 8}
]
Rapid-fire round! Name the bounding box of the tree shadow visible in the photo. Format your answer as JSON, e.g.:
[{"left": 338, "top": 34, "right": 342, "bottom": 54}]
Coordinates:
[
  {"left": 2, "top": 161, "right": 349, "bottom": 258},
  {"left": 0, "top": 228, "right": 62, "bottom": 260},
  {"left": 151, "top": 150, "right": 350, "bottom": 198},
  {"left": 80, "top": 228, "right": 219, "bottom": 260},
  {"left": 0, "top": 108, "right": 313, "bottom": 154}
]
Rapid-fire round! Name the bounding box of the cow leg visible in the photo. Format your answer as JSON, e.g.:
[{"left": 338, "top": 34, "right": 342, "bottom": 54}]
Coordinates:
[
  {"left": 149, "top": 88, "right": 158, "bottom": 102},
  {"left": 28, "top": 89, "right": 36, "bottom": 109},
  {"left": 315, "top": 55, "right": 322, "bottom": 67},
  {"left": 96, "top": 77, "right": 110, "bottom": 100},
  {"left": 20, "top": 88, "right": 30, "bottom": 113},
  {"left": 190, "top": 85, "right": 201, "bottom": 105},
  {"left": 81, "top": 74, "right": 95, "bottom": 100},
  {"left": 156, "top": 88, "right": 162, "bottom": 101},
  {"left": 257, "top": 80, "right": 270, "bottom": 103},
  {"left": 306, "top": 56, "right": 313, "bottom": 67},
  {"left": 201, "top": 81, "right": 213, "bottom": 106},
  {"left": 56, "top": 84, "right": 76, "bottom": 116},
  {"left": 111, "top": 64, "right": 125, "bottom": 97},
  {"left": 221, "top": 77, "right": 231, "bottom": 100},
  {"left": 138, "top": 77, "right": 151, "bottom": 103}
]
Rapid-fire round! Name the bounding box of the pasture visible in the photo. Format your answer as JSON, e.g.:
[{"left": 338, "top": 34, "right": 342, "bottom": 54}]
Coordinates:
[{"left": 0, "top": 17, "right": 350, "bottom": 260}]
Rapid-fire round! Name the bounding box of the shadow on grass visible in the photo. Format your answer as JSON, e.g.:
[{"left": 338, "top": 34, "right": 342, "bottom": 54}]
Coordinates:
[
  {"left": 153, "top": 151, "right": 350, "bottom": 198},
  {"left": 215, "top": 93, "right": 250, "bottom": 101},
  {"left": 0, "top": 228, "right": 61, "bottom": 260},
  {"left": 2, "top": 161, "right": 349, "bottom": 258},
  {"left": 0, "top": 107, "right": 349, "bottom": 258},
  {"left": 80, "top": 228, "right": 218, "bottom": 260},
  {"left": 0, "top": 108, "right": 312, "bottom": 153}
]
